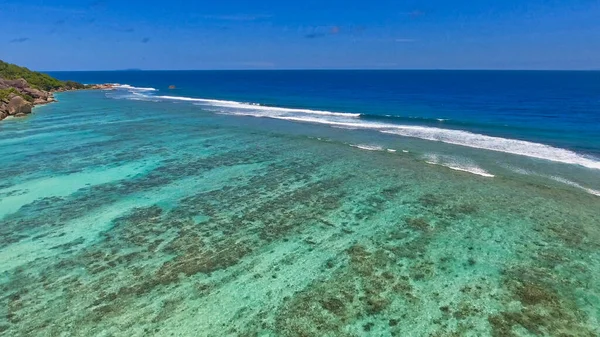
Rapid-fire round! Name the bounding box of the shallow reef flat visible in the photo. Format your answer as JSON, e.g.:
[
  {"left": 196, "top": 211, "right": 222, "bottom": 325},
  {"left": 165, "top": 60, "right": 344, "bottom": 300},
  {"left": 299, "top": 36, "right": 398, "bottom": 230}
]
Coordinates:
[{"left": 0, "top": 91, "right": 599, "bottom": 336}]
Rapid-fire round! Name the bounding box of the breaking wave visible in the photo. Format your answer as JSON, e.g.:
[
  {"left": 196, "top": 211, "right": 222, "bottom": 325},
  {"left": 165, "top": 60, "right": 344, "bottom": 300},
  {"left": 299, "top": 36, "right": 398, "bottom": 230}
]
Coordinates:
[
  {"left": 424, "top": 154, "right": 495, "bottom": 178},
  {"left": 112, "top": 84, "right": 157, "bottom": 91},
  {"left": 549, "top": 177, "right": 600, "bottom": 197},
  {"left": 109, "top": 87, "right": 600, "bottom": 170},
  {"left": 507, "top": 166, "right": 600, "bottom": 197},
  {"left": 349, "top": 144, "right": 384, "bottom": 151}
]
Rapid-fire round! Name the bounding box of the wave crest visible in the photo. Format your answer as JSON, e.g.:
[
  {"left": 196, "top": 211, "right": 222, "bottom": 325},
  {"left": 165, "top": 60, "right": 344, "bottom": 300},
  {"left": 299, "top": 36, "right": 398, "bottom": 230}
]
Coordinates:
[
  {"left": 350, "top": 144, "right": 384, "bottom": 151},
  {"left": 154, "top": 96, "right": 360, "bottom": 117},
  {"left": 424, "top": 154, "right": 495, "bottom": 178},
  {"left": 113, "top": 84, "right": 158, "bottom": 92},
  {"left": 109, "top": 91, "right": 600, "bottom": 170}
]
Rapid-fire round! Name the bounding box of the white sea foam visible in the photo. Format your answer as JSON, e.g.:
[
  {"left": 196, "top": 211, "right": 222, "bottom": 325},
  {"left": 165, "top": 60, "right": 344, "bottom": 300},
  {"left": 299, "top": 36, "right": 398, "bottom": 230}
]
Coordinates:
[
  {"left": 380, "top": 127, "right": 600, "bottom": 170},
  {"left": 350, "top": 144, "right": 384, "bottom": 151},
  {"left": 425, "top": 154, "right": 495, "bottom": 177},
  {"left": 507, "top": 167, "right": 600, "bottom": 197},
  {"left": 231, "top": 113, "right": 600, "bottom": 170},
  {"left": 332, "top": 126, "right": 360, "bottom": 130},
  {"left": 276, "top": 116, "right": 600, "bottom": 170},
  {"left": 116, "top": 93, "right": 600, "bottom": 170},
  {"left": 506, "top": 167, "right": 534, "bottom": 176},
  {"left": 159, "top": 95, "right": 360, "bottom": 117},
  {"left": 443, "top": 165, "right": 495, "bottom": 177},
  {"left": 387, "top": 149, "right": 397, "bottom": 153},
  {"left": 550, "top": 177, "right": 600, "bottom": 197},
  {"left": 114, "top": 84, "right": 158, "bottom": 91}
]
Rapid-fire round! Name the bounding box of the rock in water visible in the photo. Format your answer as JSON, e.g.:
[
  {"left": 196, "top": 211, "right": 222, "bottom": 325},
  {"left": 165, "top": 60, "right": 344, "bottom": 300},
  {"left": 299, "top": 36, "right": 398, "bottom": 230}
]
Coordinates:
[{"left": 7, "top": 96, "right": 32, "bottom": 115}]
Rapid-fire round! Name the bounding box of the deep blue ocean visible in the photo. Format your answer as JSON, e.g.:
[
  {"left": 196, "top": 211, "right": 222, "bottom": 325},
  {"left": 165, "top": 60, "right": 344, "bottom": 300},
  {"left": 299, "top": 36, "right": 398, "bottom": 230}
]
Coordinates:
[{"left": 51, "top": 70, "right": 600, "bottom": 156}]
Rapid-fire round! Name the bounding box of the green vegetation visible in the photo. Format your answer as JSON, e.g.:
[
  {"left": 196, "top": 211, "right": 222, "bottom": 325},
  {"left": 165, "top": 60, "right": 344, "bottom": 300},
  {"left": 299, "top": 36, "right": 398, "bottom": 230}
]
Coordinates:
[
  {"left": 64, "top": 80, "right": 86, "bottom": 89},
  {"left": 0, "top": 88, "right": 33, "bottom": 103},
  {"left": 0, "top": 60, "right": 82, "bottom": 91}
]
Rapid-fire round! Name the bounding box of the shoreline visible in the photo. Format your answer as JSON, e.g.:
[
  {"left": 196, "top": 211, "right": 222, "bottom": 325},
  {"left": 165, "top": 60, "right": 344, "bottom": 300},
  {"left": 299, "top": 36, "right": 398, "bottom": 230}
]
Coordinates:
[{"left": 0, "top": 82, "right": 116, "bottom": 121}]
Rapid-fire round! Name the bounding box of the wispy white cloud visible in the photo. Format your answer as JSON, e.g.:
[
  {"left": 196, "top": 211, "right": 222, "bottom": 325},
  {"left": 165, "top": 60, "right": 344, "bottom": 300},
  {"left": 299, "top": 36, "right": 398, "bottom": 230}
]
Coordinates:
[{"left": 395, "top": 38, "right": 417, "bottom": 43}]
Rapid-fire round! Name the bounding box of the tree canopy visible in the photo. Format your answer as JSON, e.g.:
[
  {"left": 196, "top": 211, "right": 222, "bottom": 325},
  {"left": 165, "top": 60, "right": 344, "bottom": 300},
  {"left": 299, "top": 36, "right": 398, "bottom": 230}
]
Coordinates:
[{"left": 0, "top": 60, "right": 72, "bottom": 91}]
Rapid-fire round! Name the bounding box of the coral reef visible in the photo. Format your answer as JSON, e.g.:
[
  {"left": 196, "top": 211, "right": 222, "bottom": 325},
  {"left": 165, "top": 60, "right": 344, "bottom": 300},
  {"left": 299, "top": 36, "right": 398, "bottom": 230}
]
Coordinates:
[{"left": 0, "top": 90, "right": 599, "bottom": 336}]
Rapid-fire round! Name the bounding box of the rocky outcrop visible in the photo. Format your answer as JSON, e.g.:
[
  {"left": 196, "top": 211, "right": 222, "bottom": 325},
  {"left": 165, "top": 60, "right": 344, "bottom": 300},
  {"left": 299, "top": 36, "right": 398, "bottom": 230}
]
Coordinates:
[
  {"left": 0, "top": 75, "right": 115, "bottom": 121},
  {"left": 0, "top": 77, "right": 58, "bottom": 121},
  {"left": 0, "top": 60, "right": 94, "bottom": 120},
  {"left": 7, "top": 96, "right": 32, "bottom": 115},
  {"left": 0, "top": 78, "right": 28, "bottom": 90},
  {"left": 23, "top": 87, "right": 48, "bottom": 100},
  {"left": 87, "top": 83, "right": 117, "bottom": 90}
]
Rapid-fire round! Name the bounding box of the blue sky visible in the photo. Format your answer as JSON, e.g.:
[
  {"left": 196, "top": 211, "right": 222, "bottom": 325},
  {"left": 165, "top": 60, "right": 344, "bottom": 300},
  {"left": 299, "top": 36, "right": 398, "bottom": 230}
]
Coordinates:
[{"left": 1, "top": 0, "right": 599, "bottom": 70}]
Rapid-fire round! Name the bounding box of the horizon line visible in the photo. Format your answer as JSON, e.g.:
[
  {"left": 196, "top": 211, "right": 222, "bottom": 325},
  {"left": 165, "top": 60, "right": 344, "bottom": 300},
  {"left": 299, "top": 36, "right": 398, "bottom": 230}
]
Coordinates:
[{"left": 44, "top": 68, "right": 600, "bottom": 72}]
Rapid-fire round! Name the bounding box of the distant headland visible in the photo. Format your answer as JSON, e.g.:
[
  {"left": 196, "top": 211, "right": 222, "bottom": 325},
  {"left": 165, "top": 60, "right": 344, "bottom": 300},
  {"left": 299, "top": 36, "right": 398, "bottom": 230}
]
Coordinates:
[{"left": 0, "top": 60, "right": 113, "bottom": 121}]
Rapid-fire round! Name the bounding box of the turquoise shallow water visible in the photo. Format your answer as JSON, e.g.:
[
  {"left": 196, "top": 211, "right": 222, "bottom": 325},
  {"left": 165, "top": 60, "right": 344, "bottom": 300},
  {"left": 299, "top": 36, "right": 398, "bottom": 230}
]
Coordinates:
[{"left": 0, "top": 89, "right": 599, "bottom": 336}]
